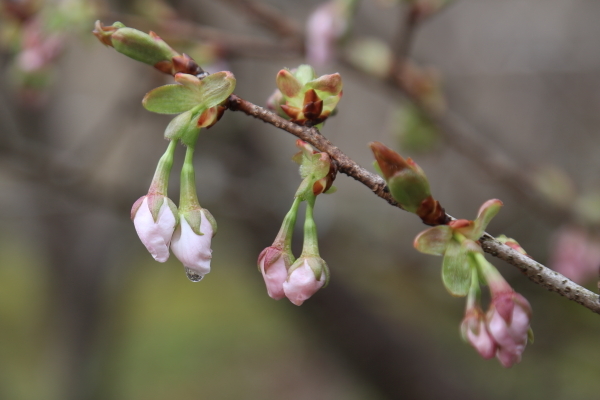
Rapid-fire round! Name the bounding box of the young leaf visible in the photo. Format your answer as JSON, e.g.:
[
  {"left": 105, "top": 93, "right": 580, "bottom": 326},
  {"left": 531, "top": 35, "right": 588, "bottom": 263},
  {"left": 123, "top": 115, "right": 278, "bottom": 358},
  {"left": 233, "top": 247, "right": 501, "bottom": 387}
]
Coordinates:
[
  {"left": 441, "top": 240, "right": 473, "bottom": 296},
  {"left": 414, "top": 226, "right": 452, "bottom": 256}
]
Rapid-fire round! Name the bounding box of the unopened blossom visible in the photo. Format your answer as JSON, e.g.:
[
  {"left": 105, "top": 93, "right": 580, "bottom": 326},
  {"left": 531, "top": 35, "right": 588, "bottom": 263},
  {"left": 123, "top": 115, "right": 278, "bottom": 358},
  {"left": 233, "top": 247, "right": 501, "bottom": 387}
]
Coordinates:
[
  {"left": 131, "top": 140, "right": 178, "bottom": 262},
  {"left": 258, "top": 198, "right": 300, "bottom": 300},
  {"left": 461, "top": 307, "right": 496, "bottom": 360},
  {"left": 131, "top": 194, "right": 178, "bottom": 262},
  {"left": 283, "top": 256, "right": 328, "bottom": 306},
  {"left": 171, "top": 144, "right": 217, "bottom": 281},
  {"left": 487, "top": 291, "right": 532, "bottom": 368},
  {"left": 171, "top": 208, "right": 215, "bottom": 278},
  {"left": 258, "top": 246, "right": 294, "bottom": 300}
]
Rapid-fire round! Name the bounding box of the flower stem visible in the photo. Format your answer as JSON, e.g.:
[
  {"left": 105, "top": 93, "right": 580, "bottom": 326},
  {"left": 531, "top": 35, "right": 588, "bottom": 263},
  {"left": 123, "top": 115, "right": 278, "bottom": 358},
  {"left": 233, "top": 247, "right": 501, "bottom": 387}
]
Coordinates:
[
  {"left": 273, "top": 196, "right": 302, "bottom": 251},
  {"left": 148, "top": 140, "right": 177, "bottom": 195},
  {"left": 301, "top": 193, "right": 320, "bottom": 257},
  {"left": 179, "top": 144, "right": 201, "bottom": 212},
  {"left": 473, "top": 252, "right": 511, "bottom": 294},
  {"left": 466, "top": 262, "right": 480, "bottom": 311}
]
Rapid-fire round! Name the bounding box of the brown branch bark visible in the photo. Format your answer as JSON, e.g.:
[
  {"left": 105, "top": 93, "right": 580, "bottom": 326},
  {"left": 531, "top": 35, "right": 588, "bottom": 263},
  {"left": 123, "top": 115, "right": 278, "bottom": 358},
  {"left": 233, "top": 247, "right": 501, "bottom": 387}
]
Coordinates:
[{"left": 227, "top": 94, "right": 600, "bottom": 315}]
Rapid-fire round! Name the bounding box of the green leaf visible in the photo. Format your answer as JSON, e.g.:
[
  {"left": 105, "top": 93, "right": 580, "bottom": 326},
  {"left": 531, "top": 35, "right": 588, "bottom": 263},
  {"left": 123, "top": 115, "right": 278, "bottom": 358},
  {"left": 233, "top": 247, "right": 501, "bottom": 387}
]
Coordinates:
[
  {"left": 469, "top": 199, "right": 503, "bottom": 240},
  {"left": 294, "top": 65, "right": 316, "bottom": 85},
  {"left": 143, "top": 84, "right": 202, "bottom": 114},
  {"left": 196, "top": 71, "right": 236, "bottom": 109},
  {"left": 306, "top": 73, "right": 343, "bottom": 96},
  {"left": 142, "top": 71, "right": 236, "bottom": 115},
  {"left": 276, "top": 69, "right": 302, "bottom": 98},
  {"left": 442, "top": 240, "right": 473, "bottom": 296},
  {"left": 414, "top": 226, "right": 452, "bottom": 256}
]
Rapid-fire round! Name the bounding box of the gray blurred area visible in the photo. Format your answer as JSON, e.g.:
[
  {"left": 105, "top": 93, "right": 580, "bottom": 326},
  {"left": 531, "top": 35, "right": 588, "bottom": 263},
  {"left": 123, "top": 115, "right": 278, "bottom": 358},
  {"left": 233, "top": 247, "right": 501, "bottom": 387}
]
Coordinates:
[{"left": 1, "top": 0, "right": 600, "bottom": 399}]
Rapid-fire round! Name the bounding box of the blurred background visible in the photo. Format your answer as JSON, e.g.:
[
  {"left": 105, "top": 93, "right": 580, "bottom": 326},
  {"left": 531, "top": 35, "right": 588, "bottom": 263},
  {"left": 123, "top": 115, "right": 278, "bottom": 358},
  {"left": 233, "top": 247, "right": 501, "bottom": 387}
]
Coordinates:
[{"left": 1, "top": 0, "right": 600, "bottom": 399}]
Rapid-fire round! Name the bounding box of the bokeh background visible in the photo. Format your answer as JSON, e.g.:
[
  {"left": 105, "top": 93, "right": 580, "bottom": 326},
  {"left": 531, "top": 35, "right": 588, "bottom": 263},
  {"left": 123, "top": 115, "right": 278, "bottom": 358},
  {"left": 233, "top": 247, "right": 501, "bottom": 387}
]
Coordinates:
[{"left": 1, "top": 0, "right": 600, "bottom": 399}]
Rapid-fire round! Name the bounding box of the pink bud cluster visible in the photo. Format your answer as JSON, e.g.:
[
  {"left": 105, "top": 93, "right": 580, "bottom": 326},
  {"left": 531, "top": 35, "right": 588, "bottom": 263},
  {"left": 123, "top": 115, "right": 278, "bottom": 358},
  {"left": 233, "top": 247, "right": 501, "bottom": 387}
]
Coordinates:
[
  {"left": 462, "top": 290, "right": 532, "bottom": 368},
  {"left": 131, "top": 194, "right": 215, "bottom": 279},
  {"left": 258, "top": 247, "right": 327, "bottom": 306}
]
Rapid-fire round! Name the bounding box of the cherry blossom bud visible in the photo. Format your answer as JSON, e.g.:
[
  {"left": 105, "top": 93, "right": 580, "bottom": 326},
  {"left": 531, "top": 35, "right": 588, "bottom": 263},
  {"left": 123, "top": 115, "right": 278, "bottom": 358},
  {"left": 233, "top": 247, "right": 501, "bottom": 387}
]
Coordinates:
[
  {"left": 461, "top": 307, "right": 497, "bottom": 360},
  {"left": 283, "top": 256, "right": 329, "bottom": 306},
  {"left": 171, "top": 145, "right": 217, "bottom": 281},
  {"left": 258, "top": 197, "right": 301, "bottom": 299},
  {"left": 282, "top": 191, "right": 330, "bottom": 305},
  {"left": 258, "top": 246, "right": 294, "bottom": 300},
  {"left": 486, "top": 291, "right": 532, "bottom": 368},
  {"left": 131, "top": 194, "right": 178, "bottom": 262},
  {"left": 171, "top": 208, "right": 215, "bottom": 281},
  {"left": 131, "top": 140, "right": 178, "bottom": 262}
]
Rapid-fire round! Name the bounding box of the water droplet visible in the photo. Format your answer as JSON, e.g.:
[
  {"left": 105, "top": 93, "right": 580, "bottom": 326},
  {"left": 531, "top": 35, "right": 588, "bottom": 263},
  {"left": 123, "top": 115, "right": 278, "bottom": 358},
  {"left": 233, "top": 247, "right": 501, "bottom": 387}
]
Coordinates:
[{"left": 185, "top": 268, "right": 204, "bottom": 282}]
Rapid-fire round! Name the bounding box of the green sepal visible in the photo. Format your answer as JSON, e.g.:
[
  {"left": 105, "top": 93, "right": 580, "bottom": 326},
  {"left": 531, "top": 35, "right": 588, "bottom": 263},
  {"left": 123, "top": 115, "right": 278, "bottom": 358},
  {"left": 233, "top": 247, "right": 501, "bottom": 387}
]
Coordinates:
[
  {"left": 166, "top": 198, "right": 180, "bottom": 225},
  {"left": 441, "top": 240, "right": 473, "bottom": 297},
  {"left": 147, "top": 194, "right": 164, "bottom": 222},
  {"left": 324, "top": 186, "right": 337, "bottom": 194},
  {"left": 182, "top": 209, "right": 203, "bottom": 236},
  {"left": 307, "top": 256, "right": 330, "bottom": 287},
  {"left": 527, "top": 327, "right": 535, "bottom": 344},
  {"left": 201, "top": 208, "right": 218, "bottom": 237}
]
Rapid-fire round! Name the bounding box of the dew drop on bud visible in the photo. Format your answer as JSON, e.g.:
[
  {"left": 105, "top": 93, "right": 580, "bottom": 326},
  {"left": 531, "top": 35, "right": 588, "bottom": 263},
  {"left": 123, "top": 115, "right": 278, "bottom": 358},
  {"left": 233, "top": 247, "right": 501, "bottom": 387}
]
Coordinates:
[{"left": 185, "top": 267, "right": 204, "bottom": 282}]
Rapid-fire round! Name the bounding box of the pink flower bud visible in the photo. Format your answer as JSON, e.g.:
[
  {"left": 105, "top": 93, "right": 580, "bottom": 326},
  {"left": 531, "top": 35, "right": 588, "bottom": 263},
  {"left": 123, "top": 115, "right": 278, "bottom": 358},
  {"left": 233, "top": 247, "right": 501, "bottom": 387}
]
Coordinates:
[
  {"left": 131, "top": 195, "right": 177, "bottom": 262},
  {"left": 258, "top": 246, "right": 294, "bottom": 300},
  {"left": 283, "top": 256, "right": 328, "bottom": 306},
  {"left": 486, "top": 291, "right": 532, "bottom": 368},
  {"left": 461, "top": 308, "right": 497, "bottom": 359},
  {"left": 171, "top": 209, "right": 214, "bottom": 279}
]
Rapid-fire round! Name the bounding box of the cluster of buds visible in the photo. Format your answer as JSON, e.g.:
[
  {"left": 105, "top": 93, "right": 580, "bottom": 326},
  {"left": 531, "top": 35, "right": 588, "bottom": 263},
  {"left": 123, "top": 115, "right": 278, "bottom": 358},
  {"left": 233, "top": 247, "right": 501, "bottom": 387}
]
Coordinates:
[
  {"left": 99, "top": 22, "right": 237, "bottom": 281},
  {"left": 258, "top": 140, "right": 337, "bottom": 305},
  {"left": 130, "top": 140, "right": 218, "bottom": 282},
  {"left": 370, "top": 142, "right": 447, "bottom": 225},
  {"left": 267, "top": 64, "right": 343, "bottom": 127},
  {"left": 93, "top": 21, "right": 207, "bottom": 78},
  {"left": 414, "top": 199, "right": 533, "bottom": 367}
]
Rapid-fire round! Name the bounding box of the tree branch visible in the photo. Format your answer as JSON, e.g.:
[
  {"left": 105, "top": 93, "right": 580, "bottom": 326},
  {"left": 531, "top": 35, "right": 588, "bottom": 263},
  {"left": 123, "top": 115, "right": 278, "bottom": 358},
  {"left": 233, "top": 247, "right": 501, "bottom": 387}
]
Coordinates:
[{"left": 227, "top": 94, "right": 600, "bottom": 315}]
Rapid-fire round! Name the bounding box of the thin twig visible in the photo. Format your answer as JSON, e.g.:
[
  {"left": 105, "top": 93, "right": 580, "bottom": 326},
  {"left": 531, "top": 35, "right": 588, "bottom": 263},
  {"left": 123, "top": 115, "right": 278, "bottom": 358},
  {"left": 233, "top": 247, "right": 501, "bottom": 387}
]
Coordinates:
[
  {"left": 227, "top": 94, "right": 600, "bottom": 315},
  {"left": 221, "top": 0, "right": 303, "bottom": 39}
]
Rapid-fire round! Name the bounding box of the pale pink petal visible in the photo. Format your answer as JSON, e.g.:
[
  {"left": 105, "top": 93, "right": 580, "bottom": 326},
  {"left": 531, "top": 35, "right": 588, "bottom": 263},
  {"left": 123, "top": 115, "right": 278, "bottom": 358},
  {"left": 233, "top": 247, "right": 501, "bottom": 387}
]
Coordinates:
[
  {"left": 133, "top": 197, "right": 176, "bottom": 262},
  {"left": 283, "top": 260, "right": 326, "bottom": 306},
  {"left": 171, "top": 210, "right": 213, "bottom": 276}
]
